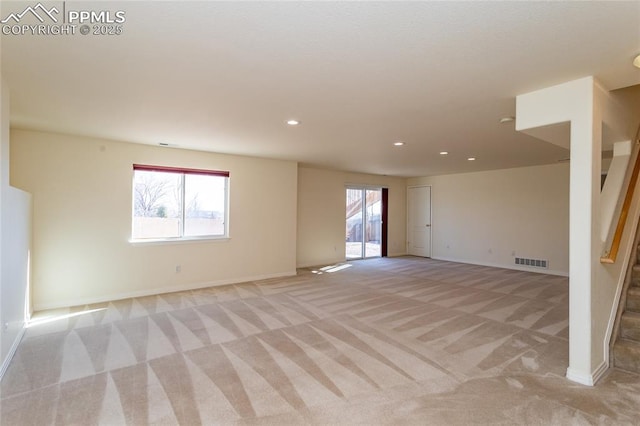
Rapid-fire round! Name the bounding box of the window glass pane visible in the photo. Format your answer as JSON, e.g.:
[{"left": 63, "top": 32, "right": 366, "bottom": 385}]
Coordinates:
[
  {"left": 346, "top": 188, "right": 364, "bottom": 259},
  {"left": 133, "top": 171, "right": 182, "bottom": 239},
  {"left": 132, "top": 166, "right": 228, "bottom": 240},
  {"left": 184, "top": 174, "right": 226, "bottom": 237}
]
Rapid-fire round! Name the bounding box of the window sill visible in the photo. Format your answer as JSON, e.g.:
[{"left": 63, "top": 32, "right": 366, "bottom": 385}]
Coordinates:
[{"left": 129, "top": 236, "right": 230, "bottom": 246}]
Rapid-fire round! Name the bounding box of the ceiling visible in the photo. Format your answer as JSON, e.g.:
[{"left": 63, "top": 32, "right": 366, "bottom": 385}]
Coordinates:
[{"left": 1, "top": 1, "right": 639, "bottom": 177}]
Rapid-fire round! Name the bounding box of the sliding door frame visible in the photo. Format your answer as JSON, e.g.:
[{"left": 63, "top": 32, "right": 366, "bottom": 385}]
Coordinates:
[{"left": 345, "top": 185, "right": 388, "bottom": 259}]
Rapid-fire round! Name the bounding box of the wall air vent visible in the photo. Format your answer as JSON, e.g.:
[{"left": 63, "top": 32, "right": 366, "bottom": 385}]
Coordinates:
[{"left": 515, "top": 257, "right": 548, "bottom": 269}]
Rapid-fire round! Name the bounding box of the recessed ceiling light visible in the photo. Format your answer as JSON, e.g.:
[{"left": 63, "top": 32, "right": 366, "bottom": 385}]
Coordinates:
[
  {"left": 393, "top": 141, "right": 405, "bottom": 146},
  {"left": 439, "top": 151, "right": 448, "bottom": 155},
  {"left": 634, "top": 54, "right": 640, "bottom": 68},
  {"left": 467, "top": 157, "right": 476, "bottom": 161},
  {"left": 499, "top": 116, "right": 515, "bottom": 124},
  {"left": 286, "top": 119, "right": 300, "bottom": 126}
]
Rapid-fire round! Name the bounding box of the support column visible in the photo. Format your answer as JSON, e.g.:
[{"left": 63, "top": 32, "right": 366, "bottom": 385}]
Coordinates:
[{"left": 516, "top": 77, "right": 600, "bottom": 385}]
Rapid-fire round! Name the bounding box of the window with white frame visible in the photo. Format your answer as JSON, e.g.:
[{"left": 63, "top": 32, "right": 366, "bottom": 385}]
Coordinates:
[{"left": 132, "top": 164, "right": 229, "bottom": 240}]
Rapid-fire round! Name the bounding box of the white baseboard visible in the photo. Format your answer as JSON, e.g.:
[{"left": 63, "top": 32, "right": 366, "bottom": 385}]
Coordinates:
[
  {"left": 590, "top": 360, "right": 609, "bottom": 385},
  {"left": 387, "top": 252, "right": 408, "bottom": 257},
  {"left": 431, "top": 255, "right": 569, "bottom": 277},
  {"left": 566, "top": 361, "right": 608, "bottom": 386},
  {"left": 0, "top": 325, "right": 25, "bottom": 382},
  {"left": 566, "top": 367, "right": 594, "bottom": 386},
  {"left": 33, "top": 270, "right": 298, "bottom": 311}
]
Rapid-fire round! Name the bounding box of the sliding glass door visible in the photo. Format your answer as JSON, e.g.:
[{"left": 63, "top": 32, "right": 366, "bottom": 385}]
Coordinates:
[{"left": 346, "top": 187, "right": 382, "bottom": 259}]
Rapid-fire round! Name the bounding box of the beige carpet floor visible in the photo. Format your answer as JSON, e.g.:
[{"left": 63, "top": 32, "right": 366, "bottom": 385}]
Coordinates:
[{"left": 1, "top": 256, "right": 639, "bottom": 425}]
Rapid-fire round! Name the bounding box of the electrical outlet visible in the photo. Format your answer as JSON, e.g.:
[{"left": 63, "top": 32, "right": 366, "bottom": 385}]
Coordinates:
[
  {"left": 3, "top": 322, "right": 8, "bottom": 331},
  {"left": 175, "top": 265, "right": 182, "bottom": 273}
]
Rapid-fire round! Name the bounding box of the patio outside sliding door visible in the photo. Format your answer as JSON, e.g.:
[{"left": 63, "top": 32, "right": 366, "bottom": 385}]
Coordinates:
[{"left": 346, "top": 187, "right": 382, "bottom": 259}]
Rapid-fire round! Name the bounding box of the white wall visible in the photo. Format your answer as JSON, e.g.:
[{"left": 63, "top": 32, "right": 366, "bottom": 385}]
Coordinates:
[
  {"left": 10, "top": 129, "right": 298, "bottom": 310},
  {"left": 0, "top": 77, "right": 32, "bottom": 379},
  {"left": 407, "top": 163, "right": 570, "bottom": 276},
  {"left": 297, "top": 166, "right": 407, "bottom": 268}
]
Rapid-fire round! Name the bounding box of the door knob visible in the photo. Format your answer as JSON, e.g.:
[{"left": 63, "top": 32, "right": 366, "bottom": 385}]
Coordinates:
[{"left": 426, "top": 224, "right": 431, "bottom": 227}]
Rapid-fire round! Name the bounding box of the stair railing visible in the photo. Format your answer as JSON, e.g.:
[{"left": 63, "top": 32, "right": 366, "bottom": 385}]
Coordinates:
[
  {"left": 608, "top": 206, "right": 640, "bottom": 361},
  {"left": 601, "top": 123, "right": 640, "bottom": 264}
]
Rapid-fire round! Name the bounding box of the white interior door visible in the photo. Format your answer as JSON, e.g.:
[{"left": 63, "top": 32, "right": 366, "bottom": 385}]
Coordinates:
[{"left": 408, "top": 186, "right": 431, "bottom": 257}]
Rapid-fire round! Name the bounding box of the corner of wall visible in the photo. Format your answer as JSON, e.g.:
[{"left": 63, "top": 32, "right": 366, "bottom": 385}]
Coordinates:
[{"left": 0, "top": 76, "right": 32, "bottom": 382}]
